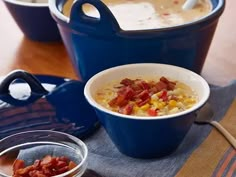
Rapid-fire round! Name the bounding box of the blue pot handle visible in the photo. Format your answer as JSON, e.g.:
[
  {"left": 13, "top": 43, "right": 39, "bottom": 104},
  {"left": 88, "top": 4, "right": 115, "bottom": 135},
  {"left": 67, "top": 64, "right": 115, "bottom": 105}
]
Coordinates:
[
  {"left": 69, "top": 0, "right": 120, "bottom": 35},
  {"left": 0, "top": 70, "right": 49, "bottom": 106}
]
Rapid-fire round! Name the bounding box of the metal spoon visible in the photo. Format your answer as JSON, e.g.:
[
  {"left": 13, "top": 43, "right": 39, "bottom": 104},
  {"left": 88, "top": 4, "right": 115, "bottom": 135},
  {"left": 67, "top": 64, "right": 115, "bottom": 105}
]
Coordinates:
[
  {"left": 182, "top": 0, "right": 198, "bottom": 10},
  {"left": 195, "top": 103, "right": 236, "bottom": 149}
]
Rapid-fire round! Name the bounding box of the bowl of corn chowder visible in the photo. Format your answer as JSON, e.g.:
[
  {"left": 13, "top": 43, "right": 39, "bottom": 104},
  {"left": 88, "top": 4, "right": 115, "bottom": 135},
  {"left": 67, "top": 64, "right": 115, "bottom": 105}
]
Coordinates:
[
  {"left": 49, "top": 0, "right": 224, "bottom": 82},
  {"left": 84, "top": 63, "right": 210, "bottom": 158}
]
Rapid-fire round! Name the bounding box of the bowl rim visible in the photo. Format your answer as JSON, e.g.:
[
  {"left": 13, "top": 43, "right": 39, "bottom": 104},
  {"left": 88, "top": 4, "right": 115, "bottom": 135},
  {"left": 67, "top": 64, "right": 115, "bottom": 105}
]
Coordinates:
[
  {"left": 3, "top": 0, "right": 48, "bottom": 7},
  {"left": 84, "top": 63, "right": 210, "bottom": 120},
  {"left": 48, "top": 0, "right": 225, "bottom": 32},
  {"left": 0, "top": 130, "right": 88, "bottom": 177}
]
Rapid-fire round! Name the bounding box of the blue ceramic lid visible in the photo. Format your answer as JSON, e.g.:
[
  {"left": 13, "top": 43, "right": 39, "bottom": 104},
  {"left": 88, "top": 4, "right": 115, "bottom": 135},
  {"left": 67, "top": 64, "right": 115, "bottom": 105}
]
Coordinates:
[{"left": 0, "top": 70, "right": 99, "bottom": 140}]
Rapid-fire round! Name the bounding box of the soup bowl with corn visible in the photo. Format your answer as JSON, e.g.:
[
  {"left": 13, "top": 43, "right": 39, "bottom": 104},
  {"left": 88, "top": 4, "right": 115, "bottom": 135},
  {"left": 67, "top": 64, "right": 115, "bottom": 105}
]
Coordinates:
[{"left": 84, "top": 63, "right": 210, "bottom": 158}]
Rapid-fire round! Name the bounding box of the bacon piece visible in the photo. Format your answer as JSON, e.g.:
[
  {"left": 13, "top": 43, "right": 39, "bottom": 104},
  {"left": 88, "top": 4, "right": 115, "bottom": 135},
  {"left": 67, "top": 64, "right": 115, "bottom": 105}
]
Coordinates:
[
  {"left": 109, "top": 95, "right": 128, "bottom": 107},
  {"left": 68, "top": 161, "right": 77, "bottom": 170},
  {"left": 136, "top": 98, "right": 150, "bottom": 107},
  {"left": 120, "top": 78, "right": 134, "bottom": 86},
  {"left": 57, "top": 166, "right": 69, "bottom": 174},
  {"left": 33, "top": 160, "right": 41, "bottom": 170},
  {"left": 115, "top": 95, "right": 128, "bottom": 107},
  {"left": 15, "top": 165, "right": 34, "bottom": 176},
  {"left": 167, "top": 82, "right": 176, "bottom": 90},
  {"left": 42, "top": 165, "right": 53, "bottom": 176},
  {"left": 41, "top": 155, "right": 52, "bottom": 166},
  {"left": 13, "top": 159, "right": 25, "bottom": 172},
  {"left": 155, "top": 81, "right": 167, "bottom": 92},
  {"left": 12, "top": 155, "right": 77, "bottom": 177},
  {"left": 160, "top": 76, "right": 176, "bottom": 90},
  {"left": 160, "top": 76, "right": 169, "bottom": 83},
  {"left": 118, "top": 86, "right": 135, "bottom": 100},
  {"left": 119, "top": 104, "right": 134, "bottom": 115},
  {"left": 136, "top": 90, "right": 150, "bottom": 101},
  {"left": 58, "top": 156, "right": 69, "bottom": 163},
  {"left": 56, "top": 161, "right": 67, "bottom": 169},
  {"left": 135, "top": 80, "right": 150, "bottom": 90}
]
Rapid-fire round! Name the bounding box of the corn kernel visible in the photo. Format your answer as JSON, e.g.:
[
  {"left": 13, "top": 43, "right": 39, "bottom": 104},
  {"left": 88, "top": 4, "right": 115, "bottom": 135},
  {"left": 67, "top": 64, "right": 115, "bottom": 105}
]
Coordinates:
[
  {"left": 168, "top": 100, "right": 177, "bottom": 107},
  {"left": 178, "top": 95, "right": 184, "bottom": 100},
  {"left": 184, "top": 98, "right": 196, "bottom": 104},
  {"left": 151, "top": 101, "right": 159, "bottom": 109},
  {"left": 140, "top": 104, "right": 150, "bottom": 111},
  {"left": 186, "top": 104, "right": 194, "bottom": 109},
  {"left": 133, "top": 105, "right": 139, "bottom": 113},
  {"left": 177, "top": 102, "right": 185, "bottom": 108},
  {"left": 169, "top": 107, "right": 179, "bottom": 114},
  {"left": 150, "top": 99, "right": 158, "bottom": 104},
  {"left": 156, "top": 102, "right": 166, "bottom": 109}
]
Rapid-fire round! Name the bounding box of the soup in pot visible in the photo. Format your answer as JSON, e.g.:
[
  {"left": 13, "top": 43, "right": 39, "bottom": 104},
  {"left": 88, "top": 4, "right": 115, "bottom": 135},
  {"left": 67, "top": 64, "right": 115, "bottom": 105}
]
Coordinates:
[
  {"left": 63, "top": 0, "right": 212, "bottom": 30},
  {"left": 95, "top": 76, "right": 198, "bottom": 117}
]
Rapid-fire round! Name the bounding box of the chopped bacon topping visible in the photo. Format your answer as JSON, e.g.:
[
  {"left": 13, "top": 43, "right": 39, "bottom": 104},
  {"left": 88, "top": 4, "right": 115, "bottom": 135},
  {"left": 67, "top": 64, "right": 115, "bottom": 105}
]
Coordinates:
[
  {"left": 119, "top": 104, "right": 134, "bottom": 115},
  {"left": 109, "top": 77, "right": 176, "bottom": 115},
  {"left": 120, "top": 78, "right": 134, "bottom": 86},
  {"left": 12, "top": 155, "right": 77, "bottom": 177}
]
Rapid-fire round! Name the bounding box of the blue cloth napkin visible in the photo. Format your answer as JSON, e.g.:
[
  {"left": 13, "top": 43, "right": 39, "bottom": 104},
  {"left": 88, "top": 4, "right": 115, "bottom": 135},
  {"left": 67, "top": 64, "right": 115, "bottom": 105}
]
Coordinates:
[
  {"left": 17, "top": 145, "right": 82, "bottom": 166},
  {"left": 84, "top": 81, "right": 236, "bottom": 177}
]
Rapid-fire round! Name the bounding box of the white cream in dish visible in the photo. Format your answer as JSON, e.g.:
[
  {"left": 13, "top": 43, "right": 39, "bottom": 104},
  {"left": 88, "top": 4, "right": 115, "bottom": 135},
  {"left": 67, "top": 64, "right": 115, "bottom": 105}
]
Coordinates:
[{"left": 63, "top": 0, "right": 212, "bottom": 30}]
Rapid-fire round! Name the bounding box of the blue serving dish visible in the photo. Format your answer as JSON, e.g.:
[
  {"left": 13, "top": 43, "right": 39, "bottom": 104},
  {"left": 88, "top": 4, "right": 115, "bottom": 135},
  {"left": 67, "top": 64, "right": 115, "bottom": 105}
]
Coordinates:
[
  {"left": 49, "top": 0, "right": 225, "bottom": 82},
  {"left": 0, "top": 70, "right": 99, "bottom": 139}
]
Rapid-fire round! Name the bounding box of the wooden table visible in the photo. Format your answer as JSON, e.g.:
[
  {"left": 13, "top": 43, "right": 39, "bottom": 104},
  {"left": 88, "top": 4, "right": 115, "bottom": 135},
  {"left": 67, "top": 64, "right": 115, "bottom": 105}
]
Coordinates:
[
  {"left": 0, "top": 1, "right": 236, "bottom": 175},
  {"left": 0, "top": 1, "right": 236, "bottom": 86}
]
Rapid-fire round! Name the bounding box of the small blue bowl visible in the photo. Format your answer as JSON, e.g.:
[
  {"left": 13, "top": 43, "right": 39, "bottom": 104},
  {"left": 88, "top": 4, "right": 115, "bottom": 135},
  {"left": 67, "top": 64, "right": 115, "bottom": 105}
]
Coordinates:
[
  {"left": 3, "top": 0, "right": 61, "bottom": 42},
  {"left": 84, "top": 63, "right": 210, "bottom": 158}
]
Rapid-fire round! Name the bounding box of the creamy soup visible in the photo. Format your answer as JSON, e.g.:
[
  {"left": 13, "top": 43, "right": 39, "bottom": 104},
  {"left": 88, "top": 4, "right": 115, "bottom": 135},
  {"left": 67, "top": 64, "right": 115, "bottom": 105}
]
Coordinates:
[
  {"left": 95, "top": 77, "right": 198, "bottom": 117},
  {"left": 63, "top": 0, "right": 212, "bottom": 30}
]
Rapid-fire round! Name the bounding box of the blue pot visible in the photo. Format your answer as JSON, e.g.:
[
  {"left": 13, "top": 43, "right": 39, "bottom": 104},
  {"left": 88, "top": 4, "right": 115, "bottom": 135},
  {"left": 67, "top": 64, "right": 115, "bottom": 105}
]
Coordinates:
[
  {"left": 49, "top": 0, "right": 225, "bottom": 82},
  {"left": 3, "top": 0, "right": 61, "bottom": 42}
]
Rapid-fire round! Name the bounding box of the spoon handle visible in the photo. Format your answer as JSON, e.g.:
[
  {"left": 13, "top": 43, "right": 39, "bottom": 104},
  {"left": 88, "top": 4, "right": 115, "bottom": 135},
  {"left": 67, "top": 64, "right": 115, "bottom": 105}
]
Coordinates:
[
  {"left": 210, "top": 121, "right": 236, "bottom": 149},
  {"left": 182, "top": 0, "right": 198, "bottom": 10}
]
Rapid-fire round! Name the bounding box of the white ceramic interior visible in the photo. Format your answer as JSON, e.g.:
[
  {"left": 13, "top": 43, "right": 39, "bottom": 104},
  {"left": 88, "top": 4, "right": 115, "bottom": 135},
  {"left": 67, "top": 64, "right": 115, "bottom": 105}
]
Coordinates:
[{"left": 84, "top": 63, "right": 210, "bottom": 120}]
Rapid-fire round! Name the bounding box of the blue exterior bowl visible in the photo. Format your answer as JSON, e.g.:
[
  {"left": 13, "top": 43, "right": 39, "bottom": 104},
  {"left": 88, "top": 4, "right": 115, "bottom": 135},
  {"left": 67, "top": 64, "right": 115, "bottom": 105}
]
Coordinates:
[
  {"left": 84, "top": 63, "right": 210, "bottom": 158},
  {"left": 3, "top": 0, "right": 61, "bottom": 42},
  {"left": 49, "top": 0, "right": 224, "bottom": 82}
]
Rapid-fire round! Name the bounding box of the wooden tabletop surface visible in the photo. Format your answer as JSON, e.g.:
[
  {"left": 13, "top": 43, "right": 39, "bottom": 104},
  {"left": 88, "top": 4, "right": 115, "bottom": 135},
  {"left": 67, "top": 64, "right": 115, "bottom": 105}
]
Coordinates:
[
  {"left": 0, "top": 1, "right": 235, "bottom": 86},
  {"left": 0, "top": 0, "right": 235, "bottom": 174}
]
